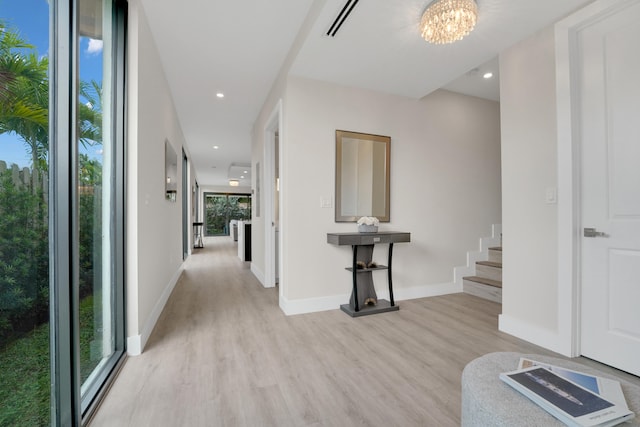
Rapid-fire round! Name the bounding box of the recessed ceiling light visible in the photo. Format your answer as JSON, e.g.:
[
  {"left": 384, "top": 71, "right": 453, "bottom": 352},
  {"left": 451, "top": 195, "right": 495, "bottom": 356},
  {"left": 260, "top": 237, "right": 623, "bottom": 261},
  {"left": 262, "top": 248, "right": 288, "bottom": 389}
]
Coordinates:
[
  {"left": 240, "top": 175, "right": 245, "bottom": 179},
  {"left": 229, "top": 179, "right": 239, "bottom": 187},
  {"left": 483, "top": 72, "right": 493, "bottom": 79},
  {"left": 216, "top": 92, "right": 224, "bottom": 98},
  {"left": 243, "top": 170, "right": 248, "bottom": 174},
  {"left": 213, "top": 145, "right": 219, "bottom": 150}
]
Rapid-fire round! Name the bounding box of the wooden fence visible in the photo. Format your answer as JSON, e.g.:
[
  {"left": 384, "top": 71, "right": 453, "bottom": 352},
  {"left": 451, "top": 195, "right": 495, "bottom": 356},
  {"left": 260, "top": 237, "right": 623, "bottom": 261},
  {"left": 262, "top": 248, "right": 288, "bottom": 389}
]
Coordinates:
[{"left": 0, "top": 160, "right": 49, "bottom": 198}]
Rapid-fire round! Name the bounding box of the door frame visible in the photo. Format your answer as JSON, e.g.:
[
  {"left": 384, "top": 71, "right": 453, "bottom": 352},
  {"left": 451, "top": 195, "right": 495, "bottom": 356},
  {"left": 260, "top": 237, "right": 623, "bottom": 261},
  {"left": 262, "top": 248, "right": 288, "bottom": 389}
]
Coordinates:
[
  {"left": 555, "top": 0, "right": 637, "bottom": 358},
  {"left": 263, "top": 100, "right": 283, "bottom": 292},
  {"left": 182, "top": 149, "right": 189, "bottom": 259}
]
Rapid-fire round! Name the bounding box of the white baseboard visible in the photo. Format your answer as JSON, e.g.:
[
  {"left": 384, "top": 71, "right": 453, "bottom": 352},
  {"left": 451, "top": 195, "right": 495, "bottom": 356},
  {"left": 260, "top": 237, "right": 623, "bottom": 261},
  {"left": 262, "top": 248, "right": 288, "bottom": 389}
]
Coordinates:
[
  {"left": 384, "top": 281, "right": 461, "bottom": 301},
  {"left": 280, "top": 293, "right": 348, "bottom": 315},
  {"left": 126, "top": 335, "right": 142, "bottom": 356},
  {"left": 279, "top": 282, "right": 460, "bottom": 316},
  {"left": 250, "top": 263, "right": 267, "bottom": 286},
  {"left": 498, "top": 313, "right": 569, "bottom": 356},
  {"left": 127, "top": 265, "right": 184, "bottom": 356}
]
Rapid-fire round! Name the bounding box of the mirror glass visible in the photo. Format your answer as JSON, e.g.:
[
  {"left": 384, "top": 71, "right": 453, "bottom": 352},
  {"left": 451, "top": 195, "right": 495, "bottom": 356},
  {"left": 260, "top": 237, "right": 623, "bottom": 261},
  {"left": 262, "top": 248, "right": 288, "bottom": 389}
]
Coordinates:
[
  {"left": 335, "top": 130, "right": 390, "bottom": 222},
  {"left": 165, "top": 139, "right": 178, "bottom": 202}
]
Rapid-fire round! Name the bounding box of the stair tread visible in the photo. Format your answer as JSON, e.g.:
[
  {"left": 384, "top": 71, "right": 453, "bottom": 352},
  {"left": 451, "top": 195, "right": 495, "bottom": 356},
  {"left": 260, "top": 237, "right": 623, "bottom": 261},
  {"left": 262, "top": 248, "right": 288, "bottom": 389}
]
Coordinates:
[
  {"left": 476, "top": 260, "right": 502, "bottom": 268},
  {"left": 463, "top": 276, "right": 502, "bottom": 288},
  {"left": 489, "top": 246, "right": 502, "bottom": 251}
]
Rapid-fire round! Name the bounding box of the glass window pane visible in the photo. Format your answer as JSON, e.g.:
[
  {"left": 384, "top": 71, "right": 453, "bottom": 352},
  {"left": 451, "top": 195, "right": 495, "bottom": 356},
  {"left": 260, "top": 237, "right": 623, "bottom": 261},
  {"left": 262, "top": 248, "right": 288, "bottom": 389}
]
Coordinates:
[
  {"left": 205, "top": 194, "right": 229, "bottom": 235},
  {"left": 77, "top": 0, "right": 116, "bottom": 404},
  {"left": 204, "top": 193, "right": 252, "bottom": 236},
  {"left": 0, "top": 1, "right": 51, "bottom": 425}
]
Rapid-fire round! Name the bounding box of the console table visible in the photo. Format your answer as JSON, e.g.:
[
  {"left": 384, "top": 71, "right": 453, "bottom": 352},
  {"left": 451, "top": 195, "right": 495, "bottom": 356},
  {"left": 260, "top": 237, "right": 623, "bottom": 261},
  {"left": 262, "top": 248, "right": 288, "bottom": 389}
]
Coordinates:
[
  {"left": 193, "top": 222, "right": 204, "bottom": 249},
  {"left": 327, "top": 231, "right": 410, "bottom": 317}
]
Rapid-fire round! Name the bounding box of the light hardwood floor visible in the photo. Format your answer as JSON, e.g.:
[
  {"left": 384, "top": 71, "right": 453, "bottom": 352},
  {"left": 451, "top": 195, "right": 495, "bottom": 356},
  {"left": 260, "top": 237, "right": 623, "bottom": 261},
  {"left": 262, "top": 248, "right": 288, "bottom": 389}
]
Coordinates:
[{"left": 89, "top": 237, "right": 638, "bottom": 427}]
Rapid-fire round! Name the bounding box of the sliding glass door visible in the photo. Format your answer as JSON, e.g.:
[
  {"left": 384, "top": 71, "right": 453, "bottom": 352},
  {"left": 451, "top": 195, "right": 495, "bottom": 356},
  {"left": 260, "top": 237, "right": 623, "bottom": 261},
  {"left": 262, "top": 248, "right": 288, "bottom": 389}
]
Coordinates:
[
  {"left": 76, "top": 0, "right": 126, "bottom": 414},
  {"left": 0, "top": 0, "right": 126, "bottom": 425},
  {"left": 204, "top": 193, "right": 252, "bottom": 236}
]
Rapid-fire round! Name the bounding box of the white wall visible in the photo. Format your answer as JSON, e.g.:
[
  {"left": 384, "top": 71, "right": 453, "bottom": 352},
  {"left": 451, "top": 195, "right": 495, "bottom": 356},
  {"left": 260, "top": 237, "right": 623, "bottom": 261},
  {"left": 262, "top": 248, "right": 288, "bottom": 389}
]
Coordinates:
[
  {"left": 249, "top": 0, "right": 328, "bottom": 290},
  {"left": 266, "top": 76, "right": 502, "bottom": 314},
  {"left": 126, "top": 0, "right": 186, "bottom": 355},
  {"left": 498, "top": 26, "right": 563, "bottom": 351}
]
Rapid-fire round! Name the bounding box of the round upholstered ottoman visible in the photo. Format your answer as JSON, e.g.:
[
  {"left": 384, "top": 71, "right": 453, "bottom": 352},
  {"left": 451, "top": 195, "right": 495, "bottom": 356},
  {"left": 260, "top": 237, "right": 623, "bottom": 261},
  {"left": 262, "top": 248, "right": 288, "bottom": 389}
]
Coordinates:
[{"left": 461, "top": 352, "right": 640, "bottom": 426}]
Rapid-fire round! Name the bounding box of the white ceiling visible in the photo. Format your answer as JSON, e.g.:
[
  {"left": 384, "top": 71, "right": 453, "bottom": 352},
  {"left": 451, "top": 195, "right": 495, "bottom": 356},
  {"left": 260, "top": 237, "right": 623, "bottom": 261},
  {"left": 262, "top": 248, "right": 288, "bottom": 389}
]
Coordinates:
[
  {"left": 138, "top": 0, "right": 594, "bottom": 187},
  {"left": 443, "top": 56, "right": 500, "bottom": 102}
]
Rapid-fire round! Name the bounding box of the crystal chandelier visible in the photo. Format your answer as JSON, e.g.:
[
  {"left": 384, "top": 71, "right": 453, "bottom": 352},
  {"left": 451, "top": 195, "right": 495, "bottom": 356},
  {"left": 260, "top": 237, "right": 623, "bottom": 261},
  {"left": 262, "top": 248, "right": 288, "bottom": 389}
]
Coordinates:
[{"left": 420, "top": 0, "right": 478, "bottom": 44}]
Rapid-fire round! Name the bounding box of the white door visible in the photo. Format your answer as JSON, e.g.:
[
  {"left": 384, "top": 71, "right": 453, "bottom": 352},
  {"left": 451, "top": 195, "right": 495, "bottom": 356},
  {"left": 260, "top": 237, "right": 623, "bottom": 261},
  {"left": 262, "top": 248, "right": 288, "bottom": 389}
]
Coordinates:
[{"left": 579, "top": 0, "right": 640, "bottom": 376}]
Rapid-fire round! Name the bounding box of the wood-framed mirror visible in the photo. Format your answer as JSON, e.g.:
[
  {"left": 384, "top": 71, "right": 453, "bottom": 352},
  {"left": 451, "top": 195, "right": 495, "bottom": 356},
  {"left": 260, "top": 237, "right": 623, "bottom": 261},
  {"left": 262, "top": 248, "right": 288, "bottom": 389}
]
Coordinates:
[{"left": 335, "top": 130, "right": 390, "bottom": 222}]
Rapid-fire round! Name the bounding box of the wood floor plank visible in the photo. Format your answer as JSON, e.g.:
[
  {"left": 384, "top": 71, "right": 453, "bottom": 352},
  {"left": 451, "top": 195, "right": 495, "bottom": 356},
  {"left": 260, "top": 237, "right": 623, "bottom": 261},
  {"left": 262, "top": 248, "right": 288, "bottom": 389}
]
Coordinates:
[{"left": 89, "top": 237, "right": 639, "bottom": 427}]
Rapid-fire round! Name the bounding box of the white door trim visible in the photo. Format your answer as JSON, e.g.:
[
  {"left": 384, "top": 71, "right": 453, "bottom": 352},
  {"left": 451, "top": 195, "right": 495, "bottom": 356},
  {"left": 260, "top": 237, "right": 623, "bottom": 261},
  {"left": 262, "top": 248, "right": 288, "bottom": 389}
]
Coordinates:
[
  {"left": 263, "top": 100, "right": 283, "bottom": 292},
  {"left": 555, "top": 0, "right": 639, "bottom": 358}
]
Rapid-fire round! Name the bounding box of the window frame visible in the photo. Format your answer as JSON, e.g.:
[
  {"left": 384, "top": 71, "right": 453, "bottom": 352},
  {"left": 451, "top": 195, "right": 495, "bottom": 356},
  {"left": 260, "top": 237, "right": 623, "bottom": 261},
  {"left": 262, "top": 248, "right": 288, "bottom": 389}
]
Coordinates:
[
  {"left": 203, "top": 192, "right": 252, "bottom": 237},
  {"left": 49, "top": 0, "right": 127, "bottom": 424}
]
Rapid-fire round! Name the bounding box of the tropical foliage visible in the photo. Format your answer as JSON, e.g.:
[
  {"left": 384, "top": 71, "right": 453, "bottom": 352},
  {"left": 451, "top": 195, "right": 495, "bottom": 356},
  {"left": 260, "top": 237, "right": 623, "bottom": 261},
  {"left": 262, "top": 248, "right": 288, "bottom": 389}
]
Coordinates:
[
  {"left": 1, "top": 23, "right": 102, "bottom": 169},
  {"left": 205, "top": 195, "right": 251, "bottom": 235},
  {"left": 0, "top": 169, "right": 48, "bottom": 341},
  {"left": 0, "top": 24, "right": 48, "bottom": 173},
  {"left": 0, "top": 24, "right": 49, "bottom": 343},
  {"left": 0, "top": 23, "right": 103, "bottom": 345},
  {"left": 0, "top": 20, "right": 104, "bottom": 426}
]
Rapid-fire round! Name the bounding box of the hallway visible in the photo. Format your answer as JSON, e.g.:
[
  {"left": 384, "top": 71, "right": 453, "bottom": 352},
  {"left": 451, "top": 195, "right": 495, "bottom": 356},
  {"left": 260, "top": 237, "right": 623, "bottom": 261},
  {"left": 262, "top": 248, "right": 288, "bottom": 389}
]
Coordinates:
[{"left": 89, "top": 237, "right": 565, "bottom": 426}]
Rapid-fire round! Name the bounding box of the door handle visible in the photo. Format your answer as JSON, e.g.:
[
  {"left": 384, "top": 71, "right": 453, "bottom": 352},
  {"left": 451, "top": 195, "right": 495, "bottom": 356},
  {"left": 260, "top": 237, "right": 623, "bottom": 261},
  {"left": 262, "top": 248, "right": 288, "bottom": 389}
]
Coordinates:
[{"left": 584, "top": 227, "right": 607, "bottom": 238}]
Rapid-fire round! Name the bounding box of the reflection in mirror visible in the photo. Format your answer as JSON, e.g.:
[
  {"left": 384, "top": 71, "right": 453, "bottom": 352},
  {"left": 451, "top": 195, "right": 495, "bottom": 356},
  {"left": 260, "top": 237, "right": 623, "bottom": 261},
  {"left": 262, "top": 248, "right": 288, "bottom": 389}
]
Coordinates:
[
  {"left": 165, "top": 139, "right": 178, "bottom": 202},
  {"left": 335, "top": 130, "right": 390, "bottom": 222}
]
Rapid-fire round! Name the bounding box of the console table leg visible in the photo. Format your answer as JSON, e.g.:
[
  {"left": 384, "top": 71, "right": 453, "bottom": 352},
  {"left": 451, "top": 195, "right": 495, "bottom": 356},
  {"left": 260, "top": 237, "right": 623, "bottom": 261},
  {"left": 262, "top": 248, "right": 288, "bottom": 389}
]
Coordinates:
[
  {"left": 352, "top": 245, "right": 359, "bottom": 312},
  {"left": 388, "top": 243, "right": 395, "bottom": 306}
]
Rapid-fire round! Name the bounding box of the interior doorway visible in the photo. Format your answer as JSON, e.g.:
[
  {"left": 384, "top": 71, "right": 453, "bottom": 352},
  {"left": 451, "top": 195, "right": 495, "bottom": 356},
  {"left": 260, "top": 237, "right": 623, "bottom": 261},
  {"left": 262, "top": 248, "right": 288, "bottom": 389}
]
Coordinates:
[
  {"left": 576, "top": 1, "right": 640, "bottom": 377},
  {"left": 274, "top": 131, "right": 280, "bottom": 284},
  {"left": 182, "top": 149, "right": 189, "bottom": 260},
  {"left": 557, "top": 0, "right": 640, "bottom": 376},
  {"left": 264, "top": 100, "right": 282, "bottom": 290}
]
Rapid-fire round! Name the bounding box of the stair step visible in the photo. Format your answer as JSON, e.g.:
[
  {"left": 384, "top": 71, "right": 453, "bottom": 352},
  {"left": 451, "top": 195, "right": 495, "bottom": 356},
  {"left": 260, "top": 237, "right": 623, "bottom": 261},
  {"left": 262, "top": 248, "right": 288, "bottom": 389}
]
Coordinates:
[
  {"left": 460, "top": 228, "right": 502, "bottom": 303},
  {"left": 476, "top": 260, "right": 502, "bottom": 268},
  {"left": 463, "top": 277, "right": 502, "bottom": 303},
  {"left": 463, "top": 276, "right": 502, "bottom": 288},
  {"left": 488, "top": 248, "right": 502, "bottom": 263},
  {"left": 476, "top": 261, "right": 502, "bottom": 282}
]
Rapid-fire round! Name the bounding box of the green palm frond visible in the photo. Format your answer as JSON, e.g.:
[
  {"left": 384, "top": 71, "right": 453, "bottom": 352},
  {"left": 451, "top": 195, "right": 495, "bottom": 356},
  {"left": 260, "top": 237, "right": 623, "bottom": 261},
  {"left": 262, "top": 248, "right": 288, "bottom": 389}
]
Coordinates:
[
  {"left": 1, "top": 23, "right": 104, "bottom": 167},
  {"left": 0, "top": 25, "right": 40, "bottom": 101},
  {"left": 0, "top": 101, "right": 48, "bottom": 133},
  {"left": 78, "top": 80, "right": 103, "bottom": 145}
]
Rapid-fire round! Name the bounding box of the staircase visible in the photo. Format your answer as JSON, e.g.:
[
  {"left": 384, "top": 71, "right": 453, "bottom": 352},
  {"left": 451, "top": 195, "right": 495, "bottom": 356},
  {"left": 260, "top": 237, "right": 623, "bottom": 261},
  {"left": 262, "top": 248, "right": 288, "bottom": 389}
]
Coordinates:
[
  {"left": 462, "top": 245, "right": 502, "bottom": 303},
  {"left": 454, "top": 225, "right": 502, "bottom": 303}
]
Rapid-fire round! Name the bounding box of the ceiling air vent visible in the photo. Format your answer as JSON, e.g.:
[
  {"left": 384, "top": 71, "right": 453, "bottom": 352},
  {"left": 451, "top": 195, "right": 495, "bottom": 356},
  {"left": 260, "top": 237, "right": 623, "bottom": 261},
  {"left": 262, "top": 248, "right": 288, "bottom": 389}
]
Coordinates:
[{"left": 326, "top": 0, "right": 360, "bottom": 37}]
